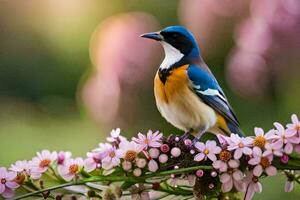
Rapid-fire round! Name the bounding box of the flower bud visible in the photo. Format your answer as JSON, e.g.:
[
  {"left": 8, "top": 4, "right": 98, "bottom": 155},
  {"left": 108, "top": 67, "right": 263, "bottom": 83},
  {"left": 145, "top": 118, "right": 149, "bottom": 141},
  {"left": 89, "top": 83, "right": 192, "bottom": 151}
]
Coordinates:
[
  {"left": 136, "top": 158, "right": 147, "bottom": 168},
  {"left": 285, "top": 181, "right": 294, "bottom": 192},
  {"left": 133, "top": 168, "right": 142, "bottom": 177},
  {"left": 158, "top": 154, "right": 168, "bottom": 163},
  {"left": 149, "top": 148, "right": 160, "bottom": 159},
  {"left": 196, "top": 169, "right": 204, "bottom": 177},
  {"left": 211, "top": 171, "right": 217, "bottom": 177},
  {"left": 148, "top": 159, "right": 158, "bottom": 172},
  {"left": 160, "top": 144, "right": 170, "bottom": 153},
  {"left": 122, "top": 161, "right": 132, "bottom": 171},
  {"left": 280, "top": 154, "right": 289, "bottom": 164},
  {"left": 171, "top": 147, "right": 181, "bottom": 157},
  {"left": 184, "top": 139, "right": 192, "bottom": 146}
]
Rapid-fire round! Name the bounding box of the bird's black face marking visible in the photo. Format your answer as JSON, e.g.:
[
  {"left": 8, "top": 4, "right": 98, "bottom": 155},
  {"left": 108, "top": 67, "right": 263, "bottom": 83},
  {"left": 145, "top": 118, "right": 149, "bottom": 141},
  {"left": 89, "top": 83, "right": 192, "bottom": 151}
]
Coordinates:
[
  {"left": 158, "top": 68, "right": 171, "bottom": 84},
  {"left": 160, "top": 31, "right": 193, "bottom": 55}
]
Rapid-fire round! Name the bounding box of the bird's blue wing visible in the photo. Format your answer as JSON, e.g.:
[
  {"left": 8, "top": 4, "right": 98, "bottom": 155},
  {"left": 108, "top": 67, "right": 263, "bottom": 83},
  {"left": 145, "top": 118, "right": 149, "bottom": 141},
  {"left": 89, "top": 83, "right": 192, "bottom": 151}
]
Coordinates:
[{"left": 187, "top": 64, "right": 240, "bottom": 128}]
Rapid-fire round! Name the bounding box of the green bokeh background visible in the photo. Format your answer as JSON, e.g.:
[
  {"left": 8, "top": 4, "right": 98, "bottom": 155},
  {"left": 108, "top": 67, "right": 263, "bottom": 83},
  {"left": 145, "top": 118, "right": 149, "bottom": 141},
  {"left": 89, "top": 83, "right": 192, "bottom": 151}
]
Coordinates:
[{"left": 0, "top": 0, "right": 299, "bottom": 199}]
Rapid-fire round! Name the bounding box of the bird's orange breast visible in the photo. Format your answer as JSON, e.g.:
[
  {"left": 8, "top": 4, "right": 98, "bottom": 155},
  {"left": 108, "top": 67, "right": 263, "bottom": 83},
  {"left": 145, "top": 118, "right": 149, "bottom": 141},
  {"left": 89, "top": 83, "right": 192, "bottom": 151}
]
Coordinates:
[{"left": 154, "top": 65, "right": 189, "bottom": 103}]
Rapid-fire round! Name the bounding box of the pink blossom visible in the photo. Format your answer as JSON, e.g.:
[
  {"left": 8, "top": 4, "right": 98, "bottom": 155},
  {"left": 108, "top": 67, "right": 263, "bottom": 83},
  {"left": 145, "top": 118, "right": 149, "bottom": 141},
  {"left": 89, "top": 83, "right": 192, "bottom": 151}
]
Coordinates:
[
  {"left": 248, "top": 147, "right": 277, "bottom": 177},
  {"left": 216, "top": 134, "right": 231, "bottom": 147},
  {"left": 194, "top": 140, "right": 221, "bottom": 162},
  {"left": 57, "top": 151, "right": 72, "bottom": 165},
  {"left": 274, "top": 122, "right": 300, "bottom": 154},
  {"left": 101, "top": 146, "right": 123, "bottom": 170},
  {"left": 286, "top": 114, "right": 300, "bottom": 136},
  {"left": 58, "top": 158, "right": 83, "bottom": 181},
  {"left": 227, "top": 134, "right": 253, "bottom": 159},
  {"left": 0, "top": 167, "right": 19, "bottom": 199},
  {"left": 107, "top": 128, "right": 126, "bottom": 143},
  {"left": 262, "top": 140, "right": 283, "bottom": 159},
  {"left": 83, "top": 151, "right": 103, "bottom": 172},
  {"left": 244, "top": 171, "right": 262, "bottom": 200},
  {"left": 220, "top": 160, "right": 245, "bottom": 192},
  {"left": 212, "top": 150, "right": 235, "bottom": 172},
  {"left": 31, "top": 150, "right": 57, "bottom": 173},
  {"left": 132, "top": 130, "right": 162, "bottom": 150},
  {"left": 10, "top": 160, "right": 41, "bottom": 180},
  {"left": 253, "top": 128, "right": 279, "bottom": 148},
  {"left": 119, "top": 140, "right": 142, "bottom": 162},
  {"left": 82, "top": 12, "right": 159, "bottom": 127}
]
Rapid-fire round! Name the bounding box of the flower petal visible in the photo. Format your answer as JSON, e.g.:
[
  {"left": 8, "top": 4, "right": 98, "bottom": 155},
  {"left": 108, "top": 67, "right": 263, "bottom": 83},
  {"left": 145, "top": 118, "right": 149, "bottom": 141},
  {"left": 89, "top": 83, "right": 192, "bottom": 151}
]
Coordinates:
[
  {"left": 253, "top": 165, "right": 263, "bottom": 177},
  {"left": 194, "top": 153, "right": 205, "bottom": 162},
  {"left": 284, "top": 143, "right": 293, "bottom": 154},
  {"left": 265, "top": 166, "right": 277, "bottom": 176},
  {"left": 221, "top": 178, "right": 233, "bottom": 192},
  {"left": 194, "top": 142, "right": 205, "bottom": 152},
  {"left": 2, "top": 188, "right": 15, "bottom": 199},
  {"left": 254, "top": 127, "right": 264, "bottom": 136},
  {"left": 243, "top": 147, "right": 252, "bottom": 155},
  {"left": 0, "top": 184, "right": 5, "bottom": 193},
  {"left": 234, "top": 149, "right": 243, "bottom": 159},
  {"left": 5, "top": 181, "right": 19, "bottom": 189},
  {"left": 228, "top": 159, "right": 239, "bottom": 168},
  {"left": 254, "top": 182, "right": 262, "bottom": 193},
  {"left": 207, "top": 153, "right": 217, "bottom": 162},
  {"left": 285, "top": 181, "right": 294, "bottom": 192},
  {"left": 220, "top": 173, "right": 231, "bottom": 183},
  {"left": 233, "top": 170, "right": 243, "bottom": 181},
  {"left": 244, "top": 183, "right": 255, "bottom": 200},
  {"left": 234, "top": 180, "right": 245, "bottom": 192}
]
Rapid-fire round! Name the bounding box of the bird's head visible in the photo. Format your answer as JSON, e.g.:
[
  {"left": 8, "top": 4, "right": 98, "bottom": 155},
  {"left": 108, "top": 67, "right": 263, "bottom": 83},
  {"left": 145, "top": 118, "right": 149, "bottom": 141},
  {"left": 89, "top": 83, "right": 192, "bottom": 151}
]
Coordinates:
[{"left": 141, "top": 26, "right": 200, "bottom": 64}]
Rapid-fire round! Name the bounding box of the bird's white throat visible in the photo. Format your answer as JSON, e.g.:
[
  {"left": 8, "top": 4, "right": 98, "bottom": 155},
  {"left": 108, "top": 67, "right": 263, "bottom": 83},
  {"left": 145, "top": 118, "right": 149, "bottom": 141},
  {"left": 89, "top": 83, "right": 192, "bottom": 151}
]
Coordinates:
[{"left": 159, "top": 42, "right": 184, "bottom": 70}]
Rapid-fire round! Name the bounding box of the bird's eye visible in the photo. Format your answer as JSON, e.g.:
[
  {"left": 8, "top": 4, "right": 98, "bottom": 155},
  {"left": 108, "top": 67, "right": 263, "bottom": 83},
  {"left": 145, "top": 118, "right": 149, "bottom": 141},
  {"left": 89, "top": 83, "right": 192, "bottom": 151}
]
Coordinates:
[{"left": 172, "top": 33, "right": 179, "bottom": 39}]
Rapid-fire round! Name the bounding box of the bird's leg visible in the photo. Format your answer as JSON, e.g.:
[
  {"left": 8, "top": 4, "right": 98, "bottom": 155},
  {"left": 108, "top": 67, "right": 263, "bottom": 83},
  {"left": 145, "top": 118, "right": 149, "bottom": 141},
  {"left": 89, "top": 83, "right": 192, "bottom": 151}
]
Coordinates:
[
  {"left": 180, "top": 129, "right": 192, "bottom": 141},
  {"left": 192, "top": 128, "right": 206, "bottom": 144}
]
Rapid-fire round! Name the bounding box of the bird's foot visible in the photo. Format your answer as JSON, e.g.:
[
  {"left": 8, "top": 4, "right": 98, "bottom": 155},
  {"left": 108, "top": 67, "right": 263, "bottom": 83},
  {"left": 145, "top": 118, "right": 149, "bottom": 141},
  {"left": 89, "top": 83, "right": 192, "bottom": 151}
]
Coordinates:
[
  {"left": 192, "top": 130, "right": 205, "bottom": 145},
  {"left": 180, "top": 131, "right": 190, "bottom": 141}
]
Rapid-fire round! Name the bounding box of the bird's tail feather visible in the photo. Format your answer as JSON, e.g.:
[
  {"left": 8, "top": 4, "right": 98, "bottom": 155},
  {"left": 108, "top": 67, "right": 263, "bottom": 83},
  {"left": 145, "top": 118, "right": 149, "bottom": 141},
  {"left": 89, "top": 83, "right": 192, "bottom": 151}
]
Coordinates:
[{"left": 226, "top": 121, "right": 245, "bottom": 137}]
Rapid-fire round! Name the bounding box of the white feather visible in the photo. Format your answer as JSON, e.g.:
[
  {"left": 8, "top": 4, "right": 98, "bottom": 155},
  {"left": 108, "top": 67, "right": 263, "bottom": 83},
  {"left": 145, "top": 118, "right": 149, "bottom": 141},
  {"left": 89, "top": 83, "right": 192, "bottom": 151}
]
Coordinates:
[
  {"left": 197, "top": 88, "right": 227, "bottom": 102},
  {"left": 159, "top": 42, "right": 184, "bottom": 70}
]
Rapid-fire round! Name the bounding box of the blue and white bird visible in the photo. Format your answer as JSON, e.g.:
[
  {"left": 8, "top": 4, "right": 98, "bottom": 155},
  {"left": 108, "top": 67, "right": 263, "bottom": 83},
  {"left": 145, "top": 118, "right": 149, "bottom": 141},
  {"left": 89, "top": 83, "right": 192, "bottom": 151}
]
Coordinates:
[{"left": 141, "top": 26, "right": 244, "bottom": 140}]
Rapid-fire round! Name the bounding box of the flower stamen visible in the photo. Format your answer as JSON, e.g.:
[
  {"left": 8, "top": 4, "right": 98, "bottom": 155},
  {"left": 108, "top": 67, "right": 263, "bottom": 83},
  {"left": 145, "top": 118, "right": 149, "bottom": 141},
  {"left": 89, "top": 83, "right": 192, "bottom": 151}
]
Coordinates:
[
  {"left": 39, "top": 159, "right": 51, "bottom": 168},
  {"left": 69, "top": 164, "right": 79, "bottom": 174},
  {"left": 253, "top": 136, "right": 266, "bottom": 148},
  {"left": 125, "top": 150, "right": 137, "bottom": 161},
  {"left": 219, "top": 150, "right": 232, "bottom": 162}
]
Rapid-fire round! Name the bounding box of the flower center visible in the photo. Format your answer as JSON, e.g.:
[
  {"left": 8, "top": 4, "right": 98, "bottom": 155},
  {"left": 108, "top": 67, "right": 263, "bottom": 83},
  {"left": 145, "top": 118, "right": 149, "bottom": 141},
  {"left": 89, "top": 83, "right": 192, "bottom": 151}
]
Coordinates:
[
  {"left": 252, "top": 176, "right": 259, "bottom": 183},
  {"left": 109, "top": 151, "right": 116, "bottom": 158},
  {"left": 219, "top": 150, "right": 232, "bottom": 162},
  {"left": 1, "top": 178, "right": 6, "bottom": 184},
  {"left": 260, "top": 157, "right": 271, "bottom": 168},
  {"left": 125, "top": 150, "right": 137, "bottom": 161},
  {"left": 15, "top": 174, "right": 25, "bottom": 184},
  {"left": 253, "top": 136, "right": 266, "bottom": 148},
  {"left": 227, "top": 168, "right": 234, "bottom": 174},
  {"left": 238, "top": 142, "right": 244, "bottom": 148},
  {"left": 69, "top": 164, "right": 79, "bottom": 174},
  {"left": 144, "top": 139, "right": 149, "bottom": 144},
  {"left": 93, "top": 157, "right": 100, "bottom": 163},
  {"left": 296, "top": 125, "right": 300, "bottom": 133},
  {"left": 203, "top": 149, "right": 209, "bottom": 155},
  {"left": 39, "top": 159, "right": 51, "bottom": 168}
]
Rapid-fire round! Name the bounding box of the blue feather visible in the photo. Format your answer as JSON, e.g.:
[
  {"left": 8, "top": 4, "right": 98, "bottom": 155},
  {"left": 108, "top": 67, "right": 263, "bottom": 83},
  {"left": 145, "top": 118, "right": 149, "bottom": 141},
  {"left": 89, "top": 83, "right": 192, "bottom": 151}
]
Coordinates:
[{"left": 187, "top": 64, "right": 243, "bottom": 136}]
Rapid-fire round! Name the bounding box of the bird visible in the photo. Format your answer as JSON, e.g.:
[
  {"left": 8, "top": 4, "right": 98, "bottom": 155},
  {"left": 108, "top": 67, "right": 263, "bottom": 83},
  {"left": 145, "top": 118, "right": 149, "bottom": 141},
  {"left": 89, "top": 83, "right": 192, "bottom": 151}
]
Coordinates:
[{"left": 140, "top": 26, "right": 244, "bottom": 140}]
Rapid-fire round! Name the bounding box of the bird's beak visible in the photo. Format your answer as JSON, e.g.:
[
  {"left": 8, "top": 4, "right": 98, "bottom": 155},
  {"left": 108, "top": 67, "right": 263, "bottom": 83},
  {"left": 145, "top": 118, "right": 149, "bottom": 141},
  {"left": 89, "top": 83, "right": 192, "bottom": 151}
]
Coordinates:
[{"left": 140, "top": 32, "right": 163, "bottom": 41}]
